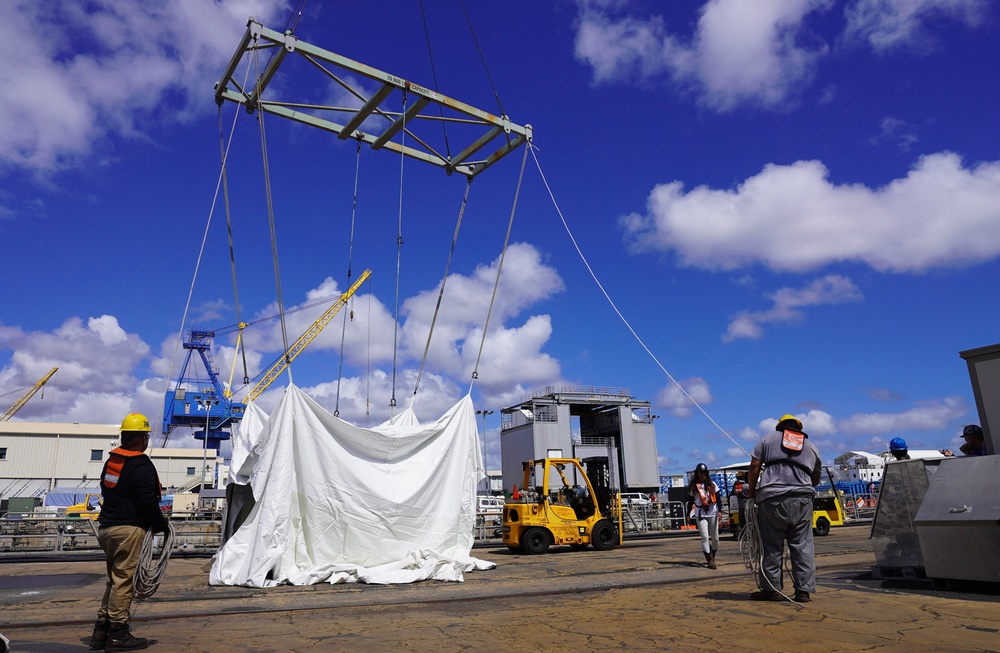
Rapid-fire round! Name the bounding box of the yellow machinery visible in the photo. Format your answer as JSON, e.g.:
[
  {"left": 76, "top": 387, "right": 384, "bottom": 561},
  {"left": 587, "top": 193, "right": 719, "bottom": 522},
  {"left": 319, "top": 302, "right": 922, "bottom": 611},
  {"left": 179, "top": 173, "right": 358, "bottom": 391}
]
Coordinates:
[
  {"left": 812, "top": 488, "right": 844, "bottom": 536},
  {"left": 1, "top": 367, "right": 58, "bottom": 421},
  {"left": 66, "top": 493, "right": 102, "bottom": 520},
  {"left": 502, "top": 457, "right": 620, "bottom": 554}
]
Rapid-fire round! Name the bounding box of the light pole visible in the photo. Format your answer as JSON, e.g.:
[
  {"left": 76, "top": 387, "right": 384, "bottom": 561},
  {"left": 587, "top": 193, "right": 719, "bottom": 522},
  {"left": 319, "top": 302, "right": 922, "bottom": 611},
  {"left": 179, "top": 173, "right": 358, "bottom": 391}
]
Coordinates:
[{"left": 476, "top": 409, "right": 494, "bottom": 490}]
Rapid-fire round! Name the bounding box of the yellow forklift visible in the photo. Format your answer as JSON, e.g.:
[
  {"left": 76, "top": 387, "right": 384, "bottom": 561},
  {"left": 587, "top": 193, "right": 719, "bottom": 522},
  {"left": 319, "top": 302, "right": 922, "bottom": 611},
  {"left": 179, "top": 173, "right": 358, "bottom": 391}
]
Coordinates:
[{"left": 502, "top": 456, "right": 620, "bottom": 554}]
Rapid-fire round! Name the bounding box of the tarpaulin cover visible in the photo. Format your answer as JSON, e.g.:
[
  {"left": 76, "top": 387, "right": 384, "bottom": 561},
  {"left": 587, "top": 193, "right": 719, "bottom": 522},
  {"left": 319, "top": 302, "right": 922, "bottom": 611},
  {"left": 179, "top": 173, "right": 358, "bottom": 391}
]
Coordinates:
[{"left": 210, "top": 384, "right": 494, "bottom": 586}]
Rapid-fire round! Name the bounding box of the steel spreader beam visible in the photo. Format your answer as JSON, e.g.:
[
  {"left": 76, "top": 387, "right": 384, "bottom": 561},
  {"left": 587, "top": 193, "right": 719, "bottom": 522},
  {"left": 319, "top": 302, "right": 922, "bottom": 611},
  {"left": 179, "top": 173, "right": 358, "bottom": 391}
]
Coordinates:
[{"left": 215, "top": 18, "right": 532, "bottom": 179}]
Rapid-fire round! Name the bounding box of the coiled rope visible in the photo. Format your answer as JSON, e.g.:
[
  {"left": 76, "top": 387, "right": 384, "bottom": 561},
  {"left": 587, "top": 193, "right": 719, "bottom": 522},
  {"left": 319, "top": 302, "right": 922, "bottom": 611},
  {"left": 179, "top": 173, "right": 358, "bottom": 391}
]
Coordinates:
[{"left": 133, "top": 523, "right": 175, "bottom": 602}]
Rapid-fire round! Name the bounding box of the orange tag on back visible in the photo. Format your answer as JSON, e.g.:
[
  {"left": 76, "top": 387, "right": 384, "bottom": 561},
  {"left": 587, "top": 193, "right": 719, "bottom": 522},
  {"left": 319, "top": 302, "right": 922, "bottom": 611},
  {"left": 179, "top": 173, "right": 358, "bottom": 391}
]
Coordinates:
[{"left": 782, "top": 429, "right": 805, "bottom": 451}]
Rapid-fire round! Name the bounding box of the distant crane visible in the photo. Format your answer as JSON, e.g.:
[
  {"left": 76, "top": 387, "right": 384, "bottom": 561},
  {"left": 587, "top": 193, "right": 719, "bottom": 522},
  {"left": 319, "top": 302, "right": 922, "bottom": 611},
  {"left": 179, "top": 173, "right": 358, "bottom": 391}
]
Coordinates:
[
  {"left": 1, "top": 367, "right": 58, "bottom": 421},
  {"left": 161, "top": 330, "right": 246, "bottom": 452}
]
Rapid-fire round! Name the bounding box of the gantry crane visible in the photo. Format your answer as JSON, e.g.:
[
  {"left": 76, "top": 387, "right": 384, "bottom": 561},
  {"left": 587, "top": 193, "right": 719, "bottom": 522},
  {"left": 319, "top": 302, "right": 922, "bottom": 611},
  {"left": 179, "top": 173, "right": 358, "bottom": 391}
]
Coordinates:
[{"left": 1, "top": 367, "right": 58, "bottom": 422}]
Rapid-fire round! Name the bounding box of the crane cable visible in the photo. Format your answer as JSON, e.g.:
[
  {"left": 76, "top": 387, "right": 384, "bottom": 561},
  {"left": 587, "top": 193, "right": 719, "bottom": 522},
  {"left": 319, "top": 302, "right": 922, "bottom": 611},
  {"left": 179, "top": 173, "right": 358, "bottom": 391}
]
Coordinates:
[
  {"left": 528, "top": 143, "right": 751, "bottom": 459},
  {"left": 413, "top": 176, "right": 473, "bottom": 397},
  {"left": 160, "top": 57, "right": 253, "bottom": 448},
  {"left": 219, "top": 107, "right": 251, "bottom": 394},
  {"left": 334, "top": 139, "right": 363, "bottom": 417},
  {"left": 419, "top": 0, "right": 451, "bottom": 160},
  {"left": 459, "top": 0, "right": 505, "bottom": 119},
  {"left": 469, "top": 143, "right": 529, "bottom": 391},
  {"left": 252, "top": 43, "right": 293, "bottom": 386},
  {"left": 389, "top": 92, "right": 407, "bottom": 414}
]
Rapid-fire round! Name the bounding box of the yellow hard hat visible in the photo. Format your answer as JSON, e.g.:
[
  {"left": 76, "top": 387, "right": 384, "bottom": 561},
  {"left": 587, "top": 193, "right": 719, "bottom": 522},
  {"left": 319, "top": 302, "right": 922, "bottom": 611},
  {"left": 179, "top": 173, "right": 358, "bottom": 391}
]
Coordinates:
[
  {"left": 775, "top": 413, "right": 803, "bottom": 431},
  {"left": 121, "top": 412, "right": 150, "bottom": 433}
]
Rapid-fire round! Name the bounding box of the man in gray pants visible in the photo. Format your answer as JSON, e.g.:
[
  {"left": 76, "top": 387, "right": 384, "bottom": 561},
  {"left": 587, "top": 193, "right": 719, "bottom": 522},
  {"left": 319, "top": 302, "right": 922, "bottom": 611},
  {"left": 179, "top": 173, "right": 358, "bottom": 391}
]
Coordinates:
[{"left": 747, "top": 414, "right": 823, "bottom": 602}]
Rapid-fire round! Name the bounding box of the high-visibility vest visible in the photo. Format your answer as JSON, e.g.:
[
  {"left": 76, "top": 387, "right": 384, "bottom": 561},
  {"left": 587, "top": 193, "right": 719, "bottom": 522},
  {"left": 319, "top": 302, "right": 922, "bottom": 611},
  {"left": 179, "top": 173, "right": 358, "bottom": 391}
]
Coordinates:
[
  {"left": 696, "top": 483, "right": 716, "bottom": 506},
  {"left": 101, "top": 447, "right": 146, "bottom": 490}
]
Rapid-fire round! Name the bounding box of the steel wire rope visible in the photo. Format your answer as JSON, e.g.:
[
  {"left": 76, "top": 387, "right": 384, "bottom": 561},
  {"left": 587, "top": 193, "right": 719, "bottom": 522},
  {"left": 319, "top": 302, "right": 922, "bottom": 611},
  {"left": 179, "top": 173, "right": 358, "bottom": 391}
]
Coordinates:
[
  {"left": 459, "top": 0, "right": 505, "bottom": 118},
  {"left": 219, "top": 107, "right": 251, "bottom": 392},
  {"left": 334, "top": 140, "right": 363, "bottom": 417},
  {"left": 389, "top": 92, "right": 407, "bottom": 415},
  {"left": 160, "top": 57, "right": 253, "bottom": 447},
  {"left": 412, "top": 177, "right": 474, "bottom": 398},
  {"left": 528, "top": 143, "right": 751, "bottom": 459},
  {"left": 469, "top": 144, "right": 529, "bottom": 393},
  {"left": 419, "top": 0, "right": 452, "bottom": 160},
  {"left": 253, "top": 44, "right": 293, "bottom": 387}
]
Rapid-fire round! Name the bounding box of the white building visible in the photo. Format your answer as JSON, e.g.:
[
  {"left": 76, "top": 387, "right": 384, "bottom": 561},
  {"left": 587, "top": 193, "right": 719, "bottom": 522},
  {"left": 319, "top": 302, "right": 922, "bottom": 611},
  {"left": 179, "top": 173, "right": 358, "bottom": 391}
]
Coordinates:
[
  {"left": 833, "top": 451, "right": 885, "bottom": 484},
  {"left": 0, "top": 421, "right": 221, "bottom": 500}
]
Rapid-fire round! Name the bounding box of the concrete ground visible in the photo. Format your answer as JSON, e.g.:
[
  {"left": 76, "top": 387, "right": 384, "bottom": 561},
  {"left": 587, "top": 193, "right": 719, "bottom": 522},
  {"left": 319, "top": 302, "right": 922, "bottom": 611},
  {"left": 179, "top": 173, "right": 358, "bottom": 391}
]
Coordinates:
[{"left": 1, "top": 525, "right": 998, "bottom": 652}]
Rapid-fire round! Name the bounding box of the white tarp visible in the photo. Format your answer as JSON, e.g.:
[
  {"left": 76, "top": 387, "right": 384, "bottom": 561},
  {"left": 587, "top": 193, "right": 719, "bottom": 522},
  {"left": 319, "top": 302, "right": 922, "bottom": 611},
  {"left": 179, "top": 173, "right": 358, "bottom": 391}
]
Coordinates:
[{"left": 210, "top": 384, "right": 494, "bottom": 586}]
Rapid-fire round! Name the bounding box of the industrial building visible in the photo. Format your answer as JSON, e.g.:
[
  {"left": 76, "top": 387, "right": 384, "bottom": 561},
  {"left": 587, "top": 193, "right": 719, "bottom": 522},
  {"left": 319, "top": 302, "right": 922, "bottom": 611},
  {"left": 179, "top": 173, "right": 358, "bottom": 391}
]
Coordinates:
[
  {"left": 500, "top": 386, "right": 660, "bottom": 495},
  {"left": 0, "top": 421, "right": 222, "bottom": 502}
]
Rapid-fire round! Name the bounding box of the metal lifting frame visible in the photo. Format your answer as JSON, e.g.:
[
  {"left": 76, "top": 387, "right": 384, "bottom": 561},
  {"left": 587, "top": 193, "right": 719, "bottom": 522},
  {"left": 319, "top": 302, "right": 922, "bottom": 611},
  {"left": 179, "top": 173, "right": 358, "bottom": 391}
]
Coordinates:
[{"left": 215, "top": 18, "right": 533, "bottom": 179}]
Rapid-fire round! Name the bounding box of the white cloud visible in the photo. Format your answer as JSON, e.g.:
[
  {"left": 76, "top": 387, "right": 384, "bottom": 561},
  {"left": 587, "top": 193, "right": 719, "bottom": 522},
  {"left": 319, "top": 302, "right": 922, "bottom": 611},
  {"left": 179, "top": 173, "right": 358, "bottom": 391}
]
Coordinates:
[
  {"left": 656, "top": 377, "right": 712, "bottom": 418},
  {"left": 0, "top": 316, "right": 151, "bottom": 421},
  {"left": 621, "top": 152, "right": 1000, "bottom": 273},
  {"left": 844, "top": 0, "right": 988, "bottom": 51},
  {"left": 724, "top": 275, "right": 863, "bottom": 342},
  {"left": 574, "top": 0, "right": 832, "bottom": 111},
  {"left": 756, "top": 409, "right": 836, "bottom": 436},
  {"left": 0, "top": 0, "right": 289, "bottom": 173},
  {"left": 838, "top": 397, "right": 966, "bottom": 434},
  {"left": 870, "top": 116, "right": 919, "bottom": 151}
]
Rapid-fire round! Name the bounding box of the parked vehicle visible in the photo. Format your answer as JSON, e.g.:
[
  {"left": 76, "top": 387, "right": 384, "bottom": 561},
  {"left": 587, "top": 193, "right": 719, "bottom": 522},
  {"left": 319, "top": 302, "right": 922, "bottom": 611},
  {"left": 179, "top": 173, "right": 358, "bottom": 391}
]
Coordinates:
[{"left": 620, "top": 492, "right": 652, "bottom": 506}]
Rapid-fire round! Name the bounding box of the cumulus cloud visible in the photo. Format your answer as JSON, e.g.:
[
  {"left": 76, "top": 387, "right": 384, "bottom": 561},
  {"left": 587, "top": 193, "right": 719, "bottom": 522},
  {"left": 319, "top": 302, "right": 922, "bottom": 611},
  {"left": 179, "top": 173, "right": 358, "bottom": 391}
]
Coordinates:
[
  {"left": 0, "top": 0, "right": 289, "bottom": 173},
  {"left": 621, "top": 152, "right": 1000, "bottom": 273},
  {"left": 756, "top": 409, "right": 836, "bottom": 436},
  {"left": 844, "top": 0, "right": 989, "bottom": 51},
  {"left": 870, "top": 116, "right": 919, "bottom": 151},
  {"left": 724, "top": 275, "right": 862, "bottom": 342},
  {"left": 656, "top": 377, "right": 713, "bottom": 419},
  {"left": 0, "top": 315, "right": 151, "bottom": 421},
  {"left": 838, "top": 397, "right": 966, "bottom": 434},
  {"left": 574, "top": 0, "right": 832, "bottom": 111}
]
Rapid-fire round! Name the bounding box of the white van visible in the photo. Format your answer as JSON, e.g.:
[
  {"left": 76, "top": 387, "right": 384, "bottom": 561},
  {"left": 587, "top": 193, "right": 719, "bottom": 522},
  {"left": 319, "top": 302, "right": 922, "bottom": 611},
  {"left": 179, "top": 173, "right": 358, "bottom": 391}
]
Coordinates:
[
  {"left": 477, "top": 495, "right": 505, "bottom": 516},
  {"left": 620, "top": 492, "right": 652, "bottom": 506}
]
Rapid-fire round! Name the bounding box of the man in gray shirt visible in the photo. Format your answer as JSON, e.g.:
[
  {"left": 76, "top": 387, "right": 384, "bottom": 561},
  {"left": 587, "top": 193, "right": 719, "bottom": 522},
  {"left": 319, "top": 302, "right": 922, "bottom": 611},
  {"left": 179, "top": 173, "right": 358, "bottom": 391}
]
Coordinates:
[{"left": 747, "top": 414, "right": 823, "bottom": 602}]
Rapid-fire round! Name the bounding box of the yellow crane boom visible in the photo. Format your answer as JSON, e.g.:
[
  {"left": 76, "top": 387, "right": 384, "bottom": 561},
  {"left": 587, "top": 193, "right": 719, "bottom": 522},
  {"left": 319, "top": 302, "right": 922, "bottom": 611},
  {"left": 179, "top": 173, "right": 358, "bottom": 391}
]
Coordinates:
[
  {"left": 1, "top": 367, "right": 58, "bottom": 421},
  {"left": 247, "top": 269, "right": 371, "bottom": 402}
]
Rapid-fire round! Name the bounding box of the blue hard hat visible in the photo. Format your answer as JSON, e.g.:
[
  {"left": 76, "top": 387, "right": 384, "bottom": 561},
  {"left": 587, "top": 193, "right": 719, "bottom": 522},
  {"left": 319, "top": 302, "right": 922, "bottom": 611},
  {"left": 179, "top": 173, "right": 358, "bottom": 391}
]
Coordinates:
[{"left": 889, "top": 437, "right": 907, "bottom": 451}]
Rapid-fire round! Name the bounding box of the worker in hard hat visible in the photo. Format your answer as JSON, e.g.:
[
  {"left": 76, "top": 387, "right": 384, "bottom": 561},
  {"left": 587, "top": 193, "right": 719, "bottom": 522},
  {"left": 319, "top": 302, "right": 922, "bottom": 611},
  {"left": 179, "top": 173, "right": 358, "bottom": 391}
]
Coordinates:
[
  {"left": 959, "top": 424, "right": 987, "bottom": 456},
  {"left": 687, "top": 463, "right": 720, "bottom": 569},
  {"left": 746, "top": 414, "right": 823, "bottom": 603},
  {"left": 888, "top": 437, "right": 910, "bottom": 461},
  {"left": 91, "top": 413, "right": 168, "bottom": 652}
]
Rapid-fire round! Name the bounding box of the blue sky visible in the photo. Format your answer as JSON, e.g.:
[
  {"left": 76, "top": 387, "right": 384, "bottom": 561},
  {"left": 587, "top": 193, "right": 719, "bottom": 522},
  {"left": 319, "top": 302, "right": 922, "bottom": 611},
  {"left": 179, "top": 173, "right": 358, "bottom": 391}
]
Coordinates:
[{"left": 1, "top": 0, "right": 998, "bottom": 475}]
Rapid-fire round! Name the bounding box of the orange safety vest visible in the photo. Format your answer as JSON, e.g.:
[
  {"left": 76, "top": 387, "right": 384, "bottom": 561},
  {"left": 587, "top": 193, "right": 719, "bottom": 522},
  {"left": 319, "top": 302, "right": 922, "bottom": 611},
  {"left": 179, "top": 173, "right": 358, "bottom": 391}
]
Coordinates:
[
  {"left": 101, "top": 447, "right": 148, "bottom": 490},
  {"left": 696, "top": 483, "right": 716, "bottom": 506}
]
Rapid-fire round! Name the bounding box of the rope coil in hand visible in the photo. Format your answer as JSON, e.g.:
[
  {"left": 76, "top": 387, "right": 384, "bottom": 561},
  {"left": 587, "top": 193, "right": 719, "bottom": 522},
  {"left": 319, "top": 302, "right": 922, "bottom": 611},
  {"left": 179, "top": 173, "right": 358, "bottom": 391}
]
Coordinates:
[{"left": 133, "top": 523, "right": 175, "bottom": 602}]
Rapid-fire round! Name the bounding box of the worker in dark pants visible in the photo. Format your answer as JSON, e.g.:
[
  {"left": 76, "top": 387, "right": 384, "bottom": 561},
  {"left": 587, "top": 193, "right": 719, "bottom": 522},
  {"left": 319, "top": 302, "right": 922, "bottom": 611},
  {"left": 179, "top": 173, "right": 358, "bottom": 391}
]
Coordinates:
[
  {"left": 747, "top": 414, "right": 823, "bottom": 603},
  {"left": 91, "top": 413, "right": 168, "bottom": 652}
]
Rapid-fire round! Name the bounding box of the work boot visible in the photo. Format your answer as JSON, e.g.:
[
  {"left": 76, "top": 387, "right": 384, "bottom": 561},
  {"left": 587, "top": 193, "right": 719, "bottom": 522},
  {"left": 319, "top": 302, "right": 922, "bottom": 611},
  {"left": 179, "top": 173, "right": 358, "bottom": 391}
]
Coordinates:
[
  {"left": 709, "top": 549, "right": 717, "bottom": 569},
  {"left": 105, "top": 624, "right": 155, "bottom": 652},
  {"left": 704, "top": 551, "right": 716, "bottom": 569},
  {"left": 89, "top": 619, "right": 110, "bottom": 650},
  {"left": 750, "top": 590, "right": 782, "bottom": 601},
  {"left": 794, "top": 590, "right": 811, "bottom": 603}
]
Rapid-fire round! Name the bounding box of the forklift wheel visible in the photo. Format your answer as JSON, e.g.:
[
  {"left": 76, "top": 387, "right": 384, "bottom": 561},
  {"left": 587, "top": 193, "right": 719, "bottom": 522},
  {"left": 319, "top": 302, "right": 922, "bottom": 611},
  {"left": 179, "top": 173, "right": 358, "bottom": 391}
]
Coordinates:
[
  {"left": 591, "top": 520, "right": 617, "bottom": 551},
  {"left": 813, "top": 517, "right": 831, "bottom": 537},
  {"left": 522, "top": 528, "right": 551, "bottom": 554}
]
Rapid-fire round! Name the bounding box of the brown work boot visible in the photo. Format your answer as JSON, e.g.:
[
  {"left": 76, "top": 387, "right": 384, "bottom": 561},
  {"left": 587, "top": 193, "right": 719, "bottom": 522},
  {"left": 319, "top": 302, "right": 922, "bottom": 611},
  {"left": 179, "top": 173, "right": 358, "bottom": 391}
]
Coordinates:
[
  {"left": 750, "top": 590, "right": 782, "bottom": 601},
  {"left": 89, "top": 619, "right": 110, "bottom": 649},
  {"left": 105, "top": 624, "right": 156, "bottom": 652},
  {"left": 703, "top": 551, "right": 716, "bottom": 569},
  {"left": 794, "top": 590, "right": 811, "bottom": 602}
]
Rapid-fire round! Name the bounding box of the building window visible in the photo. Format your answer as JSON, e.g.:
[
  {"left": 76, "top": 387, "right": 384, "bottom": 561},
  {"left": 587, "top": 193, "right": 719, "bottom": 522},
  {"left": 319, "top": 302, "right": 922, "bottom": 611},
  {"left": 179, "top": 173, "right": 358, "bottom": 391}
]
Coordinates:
[
  {"left": 0, "top": 447, "right": 6, "bottom": 460},
  {"left": 91, "top": 450, "right": 103, "bottom": 461},
  {"left": 186, "top": 467, "right": 196, "bottom": 476}
]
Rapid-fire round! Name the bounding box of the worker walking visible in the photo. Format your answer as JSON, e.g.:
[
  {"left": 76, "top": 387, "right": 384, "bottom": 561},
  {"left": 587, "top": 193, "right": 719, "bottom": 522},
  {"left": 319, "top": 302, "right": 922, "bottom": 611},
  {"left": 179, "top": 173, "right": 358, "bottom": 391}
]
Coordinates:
[
  {"left": 747, "top": 414, "right": 823, "bottom": 603},
  {"left": 687, "top": 463, "right": 720, "bottom": 569},
  {"left": 91, "top": 413, "right": 168, "bottom": 652}
]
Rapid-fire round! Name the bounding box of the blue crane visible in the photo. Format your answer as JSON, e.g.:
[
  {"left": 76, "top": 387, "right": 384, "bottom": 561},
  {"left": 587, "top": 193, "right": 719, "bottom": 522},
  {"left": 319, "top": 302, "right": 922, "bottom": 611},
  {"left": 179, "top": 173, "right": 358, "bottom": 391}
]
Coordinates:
[{"left": 162, "top": 329, "right": 246, "bottom": 453}]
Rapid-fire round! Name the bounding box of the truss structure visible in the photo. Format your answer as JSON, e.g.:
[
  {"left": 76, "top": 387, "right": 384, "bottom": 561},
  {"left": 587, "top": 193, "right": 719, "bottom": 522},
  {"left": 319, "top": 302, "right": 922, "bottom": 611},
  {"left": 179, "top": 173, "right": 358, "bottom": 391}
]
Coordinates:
[{"left": 215, "top": 18, "right": 532, "bottom": 179}]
